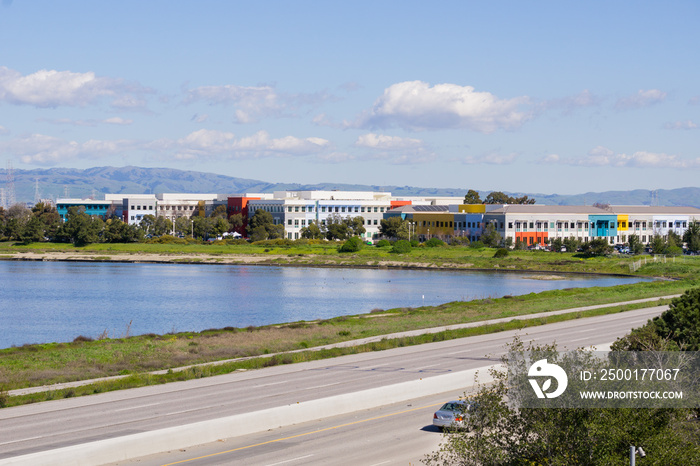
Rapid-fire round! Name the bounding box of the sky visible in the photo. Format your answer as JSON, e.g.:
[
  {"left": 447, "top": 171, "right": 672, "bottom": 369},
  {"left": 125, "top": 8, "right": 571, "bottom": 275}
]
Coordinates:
[{"left": 0, "top": 1, "right": 699, "bottom": 195}]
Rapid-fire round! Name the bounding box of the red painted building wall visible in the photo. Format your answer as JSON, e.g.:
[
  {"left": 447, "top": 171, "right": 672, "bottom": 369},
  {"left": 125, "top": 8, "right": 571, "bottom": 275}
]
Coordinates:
[{"left": 227, "top": 196, "right": 260, "bottom": 236}]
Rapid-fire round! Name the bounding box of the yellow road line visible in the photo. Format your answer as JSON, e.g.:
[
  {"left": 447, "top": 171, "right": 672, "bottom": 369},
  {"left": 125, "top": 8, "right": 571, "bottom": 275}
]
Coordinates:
[{"left": 162, "top": 401, "right": 445, "bottom": 465}]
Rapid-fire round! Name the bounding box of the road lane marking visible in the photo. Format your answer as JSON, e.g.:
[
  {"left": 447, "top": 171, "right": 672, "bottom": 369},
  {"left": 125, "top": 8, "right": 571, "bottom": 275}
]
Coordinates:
[
  {"left": 115, "top": 402, "right": 161, "bottom": 412},
  {"left": 265, "top": 454, "right": 314, "bottom": 465},
  {"left": 0, "top": 436, "right": 41, "bottom": 446},
  {"left": 160, "top": 401, "right": 446, "bottom": 465}
]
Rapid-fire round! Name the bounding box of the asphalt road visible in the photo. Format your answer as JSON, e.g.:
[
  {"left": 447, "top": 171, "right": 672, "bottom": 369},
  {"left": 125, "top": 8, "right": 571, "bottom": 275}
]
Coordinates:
[{"left": 0, "top": 306, "right": 664, "bottom": 463}]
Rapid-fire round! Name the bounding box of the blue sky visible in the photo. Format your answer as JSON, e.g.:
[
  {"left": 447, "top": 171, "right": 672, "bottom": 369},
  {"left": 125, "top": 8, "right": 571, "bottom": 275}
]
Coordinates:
[{"left": 0, "top": 1, "right": 698, "bottom": 195}]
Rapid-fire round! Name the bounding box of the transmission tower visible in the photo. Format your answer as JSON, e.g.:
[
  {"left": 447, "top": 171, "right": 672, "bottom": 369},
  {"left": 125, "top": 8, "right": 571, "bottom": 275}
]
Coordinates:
[
  {"left": 6, "top": 160, "right": 15, "bottom": 207},
  {"left": 34, "top": 178, "right": 41, "bottom": 204}
]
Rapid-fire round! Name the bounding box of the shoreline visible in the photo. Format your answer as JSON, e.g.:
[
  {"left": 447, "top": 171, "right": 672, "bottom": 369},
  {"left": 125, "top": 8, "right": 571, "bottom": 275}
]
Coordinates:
[{"left": 0, "top": 250, "right": 646, "bottom": 278}]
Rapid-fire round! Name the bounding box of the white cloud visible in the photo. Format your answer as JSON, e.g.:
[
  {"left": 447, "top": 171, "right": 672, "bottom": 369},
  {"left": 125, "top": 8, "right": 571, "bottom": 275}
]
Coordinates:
[
  {"left": 315, "top": 152, "right": 356, "bottom": 163},
  {"left": 39, "top": 117, "right": 133, "bottom": 126},
  {"left": 0, "top": 125, "right": 8, "bottom": 135},
  {"left": 615, "top": 89, "right": 667, "bottom": 110},
  {"left": 0, "top": 133, "right": 134, "bottom": 165},
  {"left": 549, "top": 145, "right": 700, "bottom": 169},
  {"left": 357, "top": 81, "right": 530, "bottom": 132},
  {"left": 462, "top": 151, "right": 519, "bottom": 165},
  {"left": 353, "top": 132, "right": 434, "bottom": 164},
  {"left": 151, "top": 129, "right": 330, "bottom": 160},
  {"left": 542, "top": 89, "right": 602, "bottom": 114},
  {"left": 354, "top": 133, "right": 424, "bottom": 150},
  {"left": 184, "top": 84, "right": 331, "bottom": 123},
  {"left": 539, "top": 153, "right": 561, "bottom": 163},
  {"left": 664, "top": 120, "right": 697, "bottom": 130},
  {"left": 0, "top": 66, "right": 152, "bottom": 109}
]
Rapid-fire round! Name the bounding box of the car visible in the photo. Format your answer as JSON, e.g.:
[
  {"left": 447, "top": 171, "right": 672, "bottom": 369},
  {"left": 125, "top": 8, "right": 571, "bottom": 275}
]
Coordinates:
[{"left": 432, "top": 400, "right": 476, "bottom": 431}]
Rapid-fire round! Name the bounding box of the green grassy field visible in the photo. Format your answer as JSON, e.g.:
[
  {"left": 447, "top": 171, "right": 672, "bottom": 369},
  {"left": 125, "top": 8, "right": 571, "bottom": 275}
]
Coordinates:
[{"left": 1, "top": 241, "right": 699, "bottom": 408}]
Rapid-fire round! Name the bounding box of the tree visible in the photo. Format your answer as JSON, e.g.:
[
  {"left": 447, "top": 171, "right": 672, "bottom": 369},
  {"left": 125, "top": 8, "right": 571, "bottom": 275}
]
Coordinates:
[
  {"left": 483, "top": 191, "right": 511, "bottom": 205},
  {"left": 323, "top": 214, "right": 365, "bottom": 240},
  {"left": 390, "top": 239, "right": 412, "bottom": 254},
  {"left": 175, "top": 216, "right": 192, "bottom": 237},
  {"left": 228, "top": 213, "right": 244, "bottom": 234},
  {"left": 248, "top": 209, "right": 284, "bottom": 239},
  {"left": 463, "top": 189, "right": 482, "bottom": 204},
  {"left": 424, "top": 337, "right": 700, "bottom": 466},
  {"left": 483, "top": 191, "right": 536, "bottom": 205},
  {"left": 562, "top": 237, "right": 581, "bottom": 253},
  {"left": 56, "top": 206, "right": 104, "bottom": 246},
  {"left": 153, "top": 216, "right": 173, "bottom": 237},
  {"left": 4, "top": 204, "right": 32, "bottom": 240},
  {"left": 139, "top": 214, "right": 156, "bottom": 235},
  {"left": 480, "top": 222, "right": 501, "bottom": 248},
  {"left": 210, "top": 205, "right": 228, "bottom": 219},
  {"left": 103, "top": 218, "right": 142, "bottom": 243},
  {"left": 650, "top": 288, "right": 700, "bottom": 351},
  {"left": 650, "top": 234, "right": 667, "bottom": 255},
  {"left": 338, "top": 236, "right": 364, "bottom": 253},
  {"left": 580, "top": 237, "right": 612, "bottom": 256},
  {"left": 300, "top": 221, "right": 323, "bottom": 239},
  {"left": 379, "top": 217, "right": 409, "bottom": 240},
  {"left": 683, "top": 221, "right": 700, "bottom": 253},
  {"left": 550, "top": 237, "right": 564, "bottom": 252},
  {"left": 628, "top": 234, "right": 644, "bottom": 255},
  {"left": 192, "top": 216, "right": 214, "bottom": 239}
]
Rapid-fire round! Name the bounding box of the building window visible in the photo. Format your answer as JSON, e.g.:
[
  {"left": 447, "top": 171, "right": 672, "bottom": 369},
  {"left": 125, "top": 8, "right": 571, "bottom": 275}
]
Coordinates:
[
  {"left": 508, "top": 222, "right": 513, "bottom": 229},
  {"left": 288, "top": 219, "right": 292, "bottom": 225}
]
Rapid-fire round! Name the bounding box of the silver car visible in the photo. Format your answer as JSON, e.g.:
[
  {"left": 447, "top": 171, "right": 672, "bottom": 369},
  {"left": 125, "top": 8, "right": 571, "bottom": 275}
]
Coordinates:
[{"left": 432, "top": 400, "right": 475, "bottom": 431}]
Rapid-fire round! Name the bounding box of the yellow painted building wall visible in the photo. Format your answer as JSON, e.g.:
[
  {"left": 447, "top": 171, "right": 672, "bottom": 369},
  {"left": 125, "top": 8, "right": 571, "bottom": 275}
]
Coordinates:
[
  {"left": 458, "top": 204, "right": 486, "bottom": 213},
  {"left": 412, "top": 213, "right": 455, "bottom": 237},
  {"left": 617, "top": 214, "right": 629, "bottom": 231}
]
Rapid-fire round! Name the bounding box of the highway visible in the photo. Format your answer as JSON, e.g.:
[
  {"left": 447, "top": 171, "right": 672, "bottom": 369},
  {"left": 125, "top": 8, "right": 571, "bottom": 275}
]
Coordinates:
[{"left": 0, "top": 306, "right": 664, "bottom": 465}]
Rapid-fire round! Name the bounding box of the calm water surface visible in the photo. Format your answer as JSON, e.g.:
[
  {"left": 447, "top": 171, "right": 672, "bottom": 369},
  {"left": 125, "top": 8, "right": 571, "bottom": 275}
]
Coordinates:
[{"left": 0, "top": 261, "right": 650, "bottom": 348}]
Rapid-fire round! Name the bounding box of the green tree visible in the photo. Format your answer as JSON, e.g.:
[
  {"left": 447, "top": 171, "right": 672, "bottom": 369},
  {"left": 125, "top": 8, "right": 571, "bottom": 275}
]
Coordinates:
[
  {"left": 4, "top": 204, "right": 32, "bottom": 240},
  {"left": 580, "top": 237, "right": 612, "bottom": 256},
  {"left": 300, "top": 221, "right": 323, "bottom": 239},
  {"left": 379, "top": 216, "right": 409, "bottom": 240},
  {"left": 390, "top": 239, "right": 412, "bottom": 254},
  {"left": 17, "top": 215, "right": 44, "bottom": 244},
  {"left": 248, "top": 209, "right": 284, "bottom": 239},
  {"left": 650, "top": 288, "right": 700, "bottom": 351},
  {"left": 152, "top": 216, "right": 173, "bottom": 236},
  {"left": 483, "top": 192, "right": 536, "bottom": 205},
  {"left": 483, "top": 191, "right": 511, "bottom": 204},
  {"left": 650, "top": 234, "right": 667, "bottom": 254},
  {"left": 228, "top": 213, "right": 244, "bottom": 234},
  {"left": 338, "top": 236, "right": 364, "bottom": 253},
  {"left": 683, "top": 221, "right": 700, "bottom": 253},
  {"left": 139, "top": 214, "right": 157, "bottom": 235},
  {"left": 31, "top": 202, "right": 61, "bottom": 240},
  {"left": 463, "top": 189, "right": 482, "bottom": 204},
  {"left": 210, "top": 204, "right": 228, "bottom": 219},
  {"left": 56, "top": 206, "right": 104, "bottom": 246},
  {"left": 192, "top": 216, "right": 214, "bottom": 239},
  {"left": 174, "top": 216, "right": 192, "bottom": 237},
  {"left": 628, "top": 234, "right": 644, "bottom": 255},
  {"left": 103, "top": 218, "right": 143, "bottom": 243},
  {"left": 480, "top": 222, "right": 502, "bottom": 248},
  {"left": 562, "top": 237, "right": 581, "bottom": 253},
  {"left": 550, "top": 237, "right": 564, "bottom": 252},
  {"left": 424, "top": 337, "right": 700, "bottom": 466}
]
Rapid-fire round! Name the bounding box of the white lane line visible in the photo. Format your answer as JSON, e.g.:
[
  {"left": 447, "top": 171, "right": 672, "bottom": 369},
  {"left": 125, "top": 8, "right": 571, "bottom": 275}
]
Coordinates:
[
  {"left": 575, "top": 328, "right": 599, "bottom": 333},
  {"left": 418, "top": 363, "right": 443, "bottom": 369},
  {"left": 447, "top": 349, "right": 470, "bottom": 355},
  {"left": 258, "top": 381, "right": 287, "bottom": 387},
  {"left": 305, "top": 382, "right": 342, "bottom": 390},
  {"left": 369, "top": 461, "right": 392, "bottom": 466},
  {"left": 265, "top": 454, "right": 314, "bottom": 465},
  {"left": 571, "top": 337, "right": 594, "bottom": 342},
  {"left": 362, "top": 362, "right": 390, "bottom": 370},
  {"left": 114, "top": 402, "right": 161, "bottom": 412},
  {"left": 0, "top": 436, "right": 41, "bottom": 446}
]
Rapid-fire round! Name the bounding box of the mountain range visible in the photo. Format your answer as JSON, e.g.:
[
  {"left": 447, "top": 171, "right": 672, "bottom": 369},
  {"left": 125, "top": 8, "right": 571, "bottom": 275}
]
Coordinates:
[{"left": 1, "top": 166, "right": 698, "bottom": 208}]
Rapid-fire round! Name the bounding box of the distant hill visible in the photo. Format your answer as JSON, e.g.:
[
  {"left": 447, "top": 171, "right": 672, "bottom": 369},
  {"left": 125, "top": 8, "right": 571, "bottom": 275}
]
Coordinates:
[{"left": 1, "top": 166, "right": 698, "bottom": 208}]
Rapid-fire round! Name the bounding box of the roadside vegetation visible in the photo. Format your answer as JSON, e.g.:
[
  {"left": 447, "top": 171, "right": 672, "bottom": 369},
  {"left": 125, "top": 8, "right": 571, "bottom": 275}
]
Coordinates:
[{"left": 426, "top": 289, "right": 700, "bottom": 465}]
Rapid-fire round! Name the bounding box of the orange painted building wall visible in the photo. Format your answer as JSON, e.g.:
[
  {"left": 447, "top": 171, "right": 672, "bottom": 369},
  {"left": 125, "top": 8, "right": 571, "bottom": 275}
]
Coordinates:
[{"left": 514, "top": 231, "right": 548, "bottom": 246}]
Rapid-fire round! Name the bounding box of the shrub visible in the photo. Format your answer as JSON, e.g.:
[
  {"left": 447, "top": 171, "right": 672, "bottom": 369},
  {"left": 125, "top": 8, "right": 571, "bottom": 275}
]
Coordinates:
[
  {"left": 410, "top": 239, "right": 420, "bottom": 247},
  {"left": 425, "top": 238, "right": 445, "bottom": 247},
  {"left": 494, "top": 248, "right": 509, "bottom": 258},
  {"left": 376, "top": 239, "right": 391, "bottom": 247},
  {"left": 338, "top": 236, "right": 364, "bottom": 253},
  {"left": 469, "top": 240, "right": 485, "bottom": 249},
  {"left": 391, "top": 240, "right": 412, "bottom": 254}
]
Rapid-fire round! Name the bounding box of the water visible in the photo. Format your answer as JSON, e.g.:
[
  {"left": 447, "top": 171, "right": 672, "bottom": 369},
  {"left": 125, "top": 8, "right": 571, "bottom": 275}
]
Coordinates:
[{"left": 0, "top": 261, "right": 650, "bottom": 348}]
